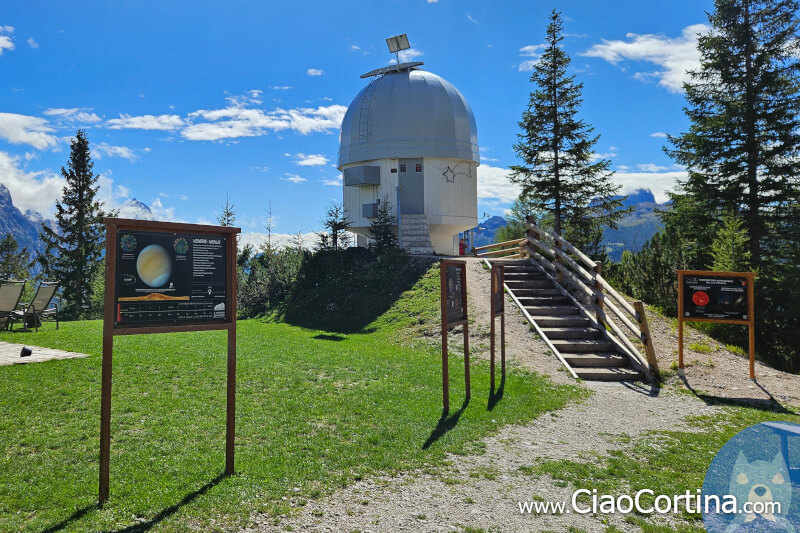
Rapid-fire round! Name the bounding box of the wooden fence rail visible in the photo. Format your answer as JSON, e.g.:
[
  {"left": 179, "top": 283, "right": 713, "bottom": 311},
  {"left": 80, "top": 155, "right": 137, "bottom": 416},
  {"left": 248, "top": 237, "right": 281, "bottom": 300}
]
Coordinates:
[
  {"left": 472, "top": 238, "right": 525, "bottom": 259},
  {"left": 523, "top": 217, "right": 659, "bottom": 377}
]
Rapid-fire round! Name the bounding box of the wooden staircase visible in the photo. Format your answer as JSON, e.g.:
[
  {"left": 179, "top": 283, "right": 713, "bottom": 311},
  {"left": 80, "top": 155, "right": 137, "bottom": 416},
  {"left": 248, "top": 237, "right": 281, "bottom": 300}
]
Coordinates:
[{"left": 498, "top": 260, "right": 644, "bottom": 381}]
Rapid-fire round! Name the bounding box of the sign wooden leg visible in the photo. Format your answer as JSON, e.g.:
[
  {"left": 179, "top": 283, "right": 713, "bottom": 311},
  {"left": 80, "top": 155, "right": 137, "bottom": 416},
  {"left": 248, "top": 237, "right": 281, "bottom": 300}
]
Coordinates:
[
  {"left": 463, "top": 323, "right": 470, "bottom": 401},
  {"left": 225, "top": 326, "right": 236, "bottom": 475},
  {"left": 490, "top": 315, "right": 495, "bottom": 391},
  {"left": 678, "top": 318, "right": 684, "bottom": 375},
  {"left": 501, "top": 313, "right": 505, "bottom": 378},
  {"left": 99, "top": 333, "right": 113, "bottom": 505}
]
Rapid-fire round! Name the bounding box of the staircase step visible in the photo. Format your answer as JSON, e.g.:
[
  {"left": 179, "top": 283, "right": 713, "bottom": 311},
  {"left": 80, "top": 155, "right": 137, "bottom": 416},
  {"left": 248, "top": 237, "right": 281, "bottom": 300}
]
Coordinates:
[
  {"left": 512, "top": 288, "right": 562, "bottom": 297},
  {"left": 504, "top": 272, "right": 547, "bottom": 280},
  {"left": 535, "top": 315, "right": 593, "bottom": 327},
  {"left": 405, "top": 247, "right": 433, "bottom": 255},
  {"left": 574, "top": 367, "right": 643, "bottom": 381},
  {"left": 564, "top": 352, "right": 629, "bottom": 367},
  {"left": 541, "top": 327, "right": 602, "bottom": 340},
  {"left": 518, "top": 296, "right": 571, "bottom": 306},
  {"left": 553, "top": 340, "right": 615, "bottom": 353},
  {"left": 526, "top": 306, "right": 579, "bottom": 316},
  {"left": 506, "top": 280, "right": 554, "bottom": 289}
]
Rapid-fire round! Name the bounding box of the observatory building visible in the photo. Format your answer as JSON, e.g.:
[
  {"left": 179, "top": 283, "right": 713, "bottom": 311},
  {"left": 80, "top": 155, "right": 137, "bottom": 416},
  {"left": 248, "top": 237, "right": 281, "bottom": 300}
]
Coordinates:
[{"left": 338, "top": 35, "right": 478, "bottom": 255}]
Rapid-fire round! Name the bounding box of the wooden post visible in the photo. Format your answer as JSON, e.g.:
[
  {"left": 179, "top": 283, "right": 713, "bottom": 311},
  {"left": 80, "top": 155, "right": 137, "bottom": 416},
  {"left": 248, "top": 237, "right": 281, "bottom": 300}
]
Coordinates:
[
  {"left": 748, "top": 276, "right": 755, "bottom": 380},
  {"left": 554, "top": 237, "right": 564, "bottom": 285},
  {"left": 490, "top": 278, "right": 495, "bottom": 391},
  {"left": 500, "top": 308, "right": 506, "bottom": 378},
  {"left": 99, "top": 222, "right": 117, "bottom": 506},
  {"left": 439, "top": 261, "right": 449, "bottom": 412},
  {"left": 462, "top": 264, "right": 470, "bottom": 402},
  {"left": 593, "top": 261, "right": 603, "bottom": 325},
  {"left": 633, "top": 300, "right": 659, "bottom": 376},
  {"left": 225, "top": 234, "right": 237, "bottom": 475},
  {"left": 677, "top": 272, "right": 684, "bottom": 373}
]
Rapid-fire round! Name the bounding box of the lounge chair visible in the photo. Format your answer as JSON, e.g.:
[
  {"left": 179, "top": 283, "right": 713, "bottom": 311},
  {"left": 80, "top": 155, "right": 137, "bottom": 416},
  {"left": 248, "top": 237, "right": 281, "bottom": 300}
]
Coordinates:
[
  {"left": 11, "top": 281, "right": 59, "bottom": 332},
  {"left": 0, "top": 280, "right": 26, "bottom": 330}
]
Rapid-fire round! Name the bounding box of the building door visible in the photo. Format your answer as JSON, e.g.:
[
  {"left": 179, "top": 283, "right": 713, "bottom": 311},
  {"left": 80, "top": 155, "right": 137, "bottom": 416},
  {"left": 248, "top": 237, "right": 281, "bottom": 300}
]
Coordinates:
[{"left": 398, "top": 158, "right": 424, "bottom": 214}]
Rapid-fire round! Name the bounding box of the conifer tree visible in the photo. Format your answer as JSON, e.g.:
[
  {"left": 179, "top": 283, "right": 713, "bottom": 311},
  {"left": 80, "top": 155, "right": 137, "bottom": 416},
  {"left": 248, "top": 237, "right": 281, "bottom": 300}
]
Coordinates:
[
  {"left": 509, "top": 9, "right": 627, "bottom": 254},
  {"left": 665, "top": 0, "right": 800, "bottom": 266},
  {"left": 217, "top": 194, "right": 236, "bottom": 227},
  {"left": 36, "top": 130, "right": 106, "bottom": 319},
  {"left": 367, "top": 197, "right": 397, "bottom": 254},
  {"left": 0, "top": 233, "right": 29, "bottom": 280}
]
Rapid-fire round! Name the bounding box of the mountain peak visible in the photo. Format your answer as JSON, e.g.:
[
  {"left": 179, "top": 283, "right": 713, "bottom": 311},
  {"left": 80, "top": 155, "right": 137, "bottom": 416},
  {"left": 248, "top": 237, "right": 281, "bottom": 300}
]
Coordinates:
[{"left": 624, "top": 188, "right": 656, "bottom": 206}]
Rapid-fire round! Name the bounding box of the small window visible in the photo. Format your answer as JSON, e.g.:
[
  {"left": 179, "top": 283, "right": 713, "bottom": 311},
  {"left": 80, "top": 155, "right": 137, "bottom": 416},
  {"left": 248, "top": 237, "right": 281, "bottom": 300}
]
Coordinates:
[
  {"left": 399, "top": 164, "right": 407, "bottom": 173},
  {"left": 390, "top": 168, "right": 397, "bottom": 173},
  {"left": 415, "top": 163, "right": 422, "bottom": 173}
]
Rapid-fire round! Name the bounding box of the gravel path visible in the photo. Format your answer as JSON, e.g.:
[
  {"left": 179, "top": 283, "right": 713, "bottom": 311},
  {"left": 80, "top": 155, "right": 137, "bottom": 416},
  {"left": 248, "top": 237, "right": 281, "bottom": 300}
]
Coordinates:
[{"left": 248, "top": 257, "right": 798, "bottom": 533}]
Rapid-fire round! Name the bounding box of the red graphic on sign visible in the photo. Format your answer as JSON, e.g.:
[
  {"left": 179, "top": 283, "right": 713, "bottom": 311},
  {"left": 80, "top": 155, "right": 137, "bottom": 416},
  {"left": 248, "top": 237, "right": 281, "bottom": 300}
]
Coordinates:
[{"left": 692, "top": 291, "right": 710, "bottom": 307}]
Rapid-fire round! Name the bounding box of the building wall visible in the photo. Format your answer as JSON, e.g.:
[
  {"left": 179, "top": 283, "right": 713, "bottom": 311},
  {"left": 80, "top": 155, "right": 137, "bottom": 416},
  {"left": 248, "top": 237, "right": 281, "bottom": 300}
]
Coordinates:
[{"left": 343, "top": 157, "right": 477, "bottom": 233}]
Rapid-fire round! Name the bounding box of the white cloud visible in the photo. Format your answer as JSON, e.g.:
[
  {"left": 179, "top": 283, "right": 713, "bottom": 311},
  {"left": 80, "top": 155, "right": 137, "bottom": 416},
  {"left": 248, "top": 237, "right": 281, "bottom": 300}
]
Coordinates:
[
  {"left": 518, "top": 44, "right": 546, "bottom": 71},
  {"left": 466, "top": 14, "right": 478, "bottom": 24},
  {"left": 650, "top": 131, "right": 668, "bottom": 138},
  {"left": 306, "top": 68, "right": 324, "bottom": 76},
  {"left": 398, "top": 48, "right": 423, "bottom": 62},
  {"left": 282, "top": 174, "right": 307, "bottom": 183},
  {"left": 477, "top": 165, "right": 521, "bottom": 203},
  {"left": 105, "top": 113, "right": 184, "bottom": 130},
  {"left": 27, "top": 37, "right": 38, "bottom": 49},
  {"left": 182, "top": 104, "right": 346, "bottom": 141},
  {"left": 291, "top": 153, "right": 329, "bottom": 166},
  {"left": 349, "top": 44, "right": 360, "bottom": 51},
  {"left": 271, "top": 85, "right": 292, "bottom": 90},
  {"left": 0, "top": 26, "right": 13, "bottom": 56},
  {"left": 636, "top": 163, "right": 668, "bottom": 172},
  {"left": 582, "top": 24, "right": 709, "bottom": 93},
  {"left": 480, "top": 156, "right": 499, "bottom": 162},
  {"left": 612, "top": 170, "right": 686, "bottom": 203},
  {"left": 427, "top": 0, "right": 438, "bottom": 3},
  {"left": 43, "top": 107, "right": 102, "bottom": 124},
  {"left": 322, "top": 175, "right": 342, "bottom": 186},
  {"left": 239, "top": 231, "right": 317, "bottom": 250},
  {"left": 94, "top": 142, "right": 137, "bottom": 162},
  {"left": 0, "top": 151, "right": 64, "bottom": 216},
  {"left": 0, "top": 113, "right": 58, "bottom": 149}
]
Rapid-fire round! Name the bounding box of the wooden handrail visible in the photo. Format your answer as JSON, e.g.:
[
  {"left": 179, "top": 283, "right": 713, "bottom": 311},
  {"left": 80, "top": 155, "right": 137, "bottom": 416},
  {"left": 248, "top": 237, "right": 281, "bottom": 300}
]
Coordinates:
[
  {"left": 473, "top": 238, "right": 525, "bottom": 252},
  {"left": 523, "top": 219, "right": 658, "bottom": 378}
]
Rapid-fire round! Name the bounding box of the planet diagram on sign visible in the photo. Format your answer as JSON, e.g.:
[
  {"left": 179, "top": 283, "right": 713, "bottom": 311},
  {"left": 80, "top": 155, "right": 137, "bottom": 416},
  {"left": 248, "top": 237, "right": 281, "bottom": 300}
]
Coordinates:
[
  {"left": 136, "top": 244, "right": 172, "bottom": 288},
  {"left": 692, "top": 290, "right": 710, "bottom": 307}
]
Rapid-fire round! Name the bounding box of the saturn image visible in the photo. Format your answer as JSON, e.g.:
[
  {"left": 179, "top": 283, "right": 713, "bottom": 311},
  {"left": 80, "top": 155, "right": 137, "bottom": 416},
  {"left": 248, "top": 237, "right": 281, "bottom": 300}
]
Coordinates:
[{"left": 136, "top": 244, "right": 172, "bottom": 288}]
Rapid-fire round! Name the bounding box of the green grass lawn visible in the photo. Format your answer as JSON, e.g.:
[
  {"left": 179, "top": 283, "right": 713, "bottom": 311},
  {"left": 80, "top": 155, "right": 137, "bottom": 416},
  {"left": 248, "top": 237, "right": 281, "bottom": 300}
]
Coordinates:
[{"left": 0, "top": 267, "right": 582, "bottom": 532}]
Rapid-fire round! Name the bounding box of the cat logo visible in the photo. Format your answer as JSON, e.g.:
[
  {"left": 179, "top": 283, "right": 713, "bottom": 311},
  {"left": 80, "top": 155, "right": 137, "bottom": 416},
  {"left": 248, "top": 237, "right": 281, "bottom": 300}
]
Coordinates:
[{"left": 703, "top": 421, "right": 799, "bottom": 533}]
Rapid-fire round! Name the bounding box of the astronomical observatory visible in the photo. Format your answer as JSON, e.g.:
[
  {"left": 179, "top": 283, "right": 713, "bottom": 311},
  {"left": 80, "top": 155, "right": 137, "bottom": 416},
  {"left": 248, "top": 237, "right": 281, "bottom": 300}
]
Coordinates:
[{"left": 338, "top": 34, "right": 478, "bottom": 255}]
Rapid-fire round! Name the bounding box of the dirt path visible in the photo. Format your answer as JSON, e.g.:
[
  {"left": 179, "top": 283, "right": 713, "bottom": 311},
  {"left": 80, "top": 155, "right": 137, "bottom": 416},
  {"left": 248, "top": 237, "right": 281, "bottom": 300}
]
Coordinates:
[{"left": 249, "top": 257, "right": 799, "bottom": 533}]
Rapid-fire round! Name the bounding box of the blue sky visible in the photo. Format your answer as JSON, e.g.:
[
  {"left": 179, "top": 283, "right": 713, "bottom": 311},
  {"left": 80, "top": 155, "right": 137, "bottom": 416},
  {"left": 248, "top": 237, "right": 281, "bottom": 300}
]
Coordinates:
[{"left": 1, "top": 0, "right": 714, "bottom": 246}]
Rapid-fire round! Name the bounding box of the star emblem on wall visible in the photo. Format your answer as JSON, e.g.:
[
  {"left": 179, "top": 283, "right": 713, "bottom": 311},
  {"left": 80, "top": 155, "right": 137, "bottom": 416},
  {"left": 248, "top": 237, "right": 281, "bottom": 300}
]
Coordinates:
[{"left": 443, "top": 166, "right": 456, "bottom": 183}]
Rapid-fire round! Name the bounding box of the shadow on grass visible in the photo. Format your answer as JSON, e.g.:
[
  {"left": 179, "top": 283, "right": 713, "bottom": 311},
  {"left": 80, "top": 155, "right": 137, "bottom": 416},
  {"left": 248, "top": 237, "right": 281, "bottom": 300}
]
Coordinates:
[
  {"left": 40, "top": 504, "right": 97, "bottom": 533},
  {"left": 313, "top": 334, "right": 347, "bottom": 342},
  {"left": 680, "top": 375, "right": 796, "bottom": 414},
  {"left": 422, "top": 398, "right": 469, "bottom": 450},
  {"left": 487, "top": 374, "right": 505, "bottom": 411},
  {"left": 107, "top": 473, "right": 226, "bottom": 533}
]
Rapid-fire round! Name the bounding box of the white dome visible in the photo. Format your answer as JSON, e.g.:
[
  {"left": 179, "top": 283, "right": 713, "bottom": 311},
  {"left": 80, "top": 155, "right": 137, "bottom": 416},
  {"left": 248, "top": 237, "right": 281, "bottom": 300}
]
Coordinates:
[{"left": 338, "top": 68, "right": 479, "bottom": 167}]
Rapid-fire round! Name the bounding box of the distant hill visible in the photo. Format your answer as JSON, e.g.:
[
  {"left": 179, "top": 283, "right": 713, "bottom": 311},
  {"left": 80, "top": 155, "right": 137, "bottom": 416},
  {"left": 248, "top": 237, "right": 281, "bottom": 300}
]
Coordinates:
[
  {"left": 0, "top": 184, "right": 44, "bottom": 261},
  {"left": 471, "top": 216, "right": 507, "bottom": 247},
  {"left": 466, "top": 189, "right": 667, "bottom": 262},
  {"left": 602, "top": 188, "right": 667, "bottom": 261}
]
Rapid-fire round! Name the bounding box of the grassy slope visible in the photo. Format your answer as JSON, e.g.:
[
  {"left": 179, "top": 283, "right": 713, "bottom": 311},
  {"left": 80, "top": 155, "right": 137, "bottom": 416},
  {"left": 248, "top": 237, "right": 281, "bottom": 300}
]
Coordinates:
[{"left": 0, "top": 266, "right": 581, "bottom": 532}]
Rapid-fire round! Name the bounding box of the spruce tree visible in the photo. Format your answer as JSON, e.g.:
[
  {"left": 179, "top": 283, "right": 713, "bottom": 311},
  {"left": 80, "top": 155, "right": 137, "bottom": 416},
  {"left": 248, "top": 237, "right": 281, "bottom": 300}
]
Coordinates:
[
  {"left": 217, "top": 194, "right": 236, "bottom": 227},
  {"left": 665, "top": 0, "right": 800, "bottom": 266},
  {"left": 36, "top": 130, "right": 106, "bottom": 319},
  {"left": 0, "top": 233, "right": 29, "bottom": 280},
  {"left": 509, "top": 9, "right": 627, "bottom": 254},
  {"left": 367, "top": 197, "right": 397, "bottom": 254}
]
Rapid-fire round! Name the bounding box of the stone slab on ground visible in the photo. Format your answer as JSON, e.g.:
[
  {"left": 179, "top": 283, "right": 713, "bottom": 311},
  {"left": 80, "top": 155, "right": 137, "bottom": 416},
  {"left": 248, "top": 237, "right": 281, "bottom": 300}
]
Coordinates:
[{"left": 0, "top": 341, "right": 89, "bottom": 366}]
